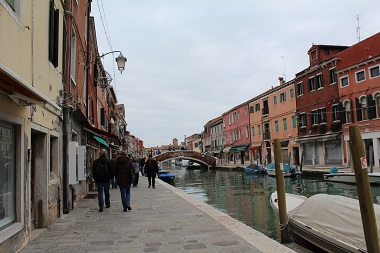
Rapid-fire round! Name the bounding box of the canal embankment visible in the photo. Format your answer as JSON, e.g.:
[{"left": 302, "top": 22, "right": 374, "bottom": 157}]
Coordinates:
[{"left": 20, "top": 176, "right": 299, "bottom": 253}]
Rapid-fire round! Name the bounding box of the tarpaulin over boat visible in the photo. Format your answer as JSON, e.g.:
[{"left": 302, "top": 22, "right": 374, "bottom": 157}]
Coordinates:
[{"left": 289, "top": 194, "right": 380, "bottom": 251}]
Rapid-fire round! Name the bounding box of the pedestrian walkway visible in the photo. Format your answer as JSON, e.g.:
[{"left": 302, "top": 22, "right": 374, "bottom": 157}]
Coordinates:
[{"left": 19, "top": 178, "right": 296, "bottom": 253}]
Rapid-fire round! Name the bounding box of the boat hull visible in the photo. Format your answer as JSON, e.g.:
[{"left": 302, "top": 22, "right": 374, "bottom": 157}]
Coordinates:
[
  {"left": 266, "top": 168, "right": 294, "bottom": 177},
  {"left": 323, "top": 172, "right": 380, "bottom": 184},
  {"left": 270, "top": 192, "right": 368, "bottom": 253}
]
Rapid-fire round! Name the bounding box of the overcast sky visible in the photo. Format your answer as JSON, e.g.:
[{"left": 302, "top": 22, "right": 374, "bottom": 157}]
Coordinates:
[{"left": 92, "top": 1, "right": 380, "bottom": 148}]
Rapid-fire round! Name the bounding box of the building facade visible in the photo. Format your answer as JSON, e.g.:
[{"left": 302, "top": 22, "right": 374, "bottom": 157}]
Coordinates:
[
  {"left": 295, "top": 44, "right": 348, "bottom": 167},
  {"left": 336, "top": 32, "right": 380, "bottom": 167}
]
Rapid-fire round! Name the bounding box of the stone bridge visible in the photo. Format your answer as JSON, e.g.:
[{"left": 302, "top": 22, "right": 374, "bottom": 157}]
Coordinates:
[{"left": 154, "top": 150, "right": 216, "bottom": 168}]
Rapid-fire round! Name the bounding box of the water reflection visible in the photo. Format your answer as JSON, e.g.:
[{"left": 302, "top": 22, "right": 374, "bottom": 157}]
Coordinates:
[{"left": 161, "top": 162, "right": 380, "bottom": 241}]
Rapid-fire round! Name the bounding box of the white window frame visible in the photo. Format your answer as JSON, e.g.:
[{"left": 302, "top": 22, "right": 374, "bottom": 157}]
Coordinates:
[
  {"left": 340, "top": 75, "right": 349, "bottom": 88},
  {"left": 369, "top": 65, "right": 380, "bottom": 79},
  {"left": 355, "top": 70, "right": 366, "bottom": 83}
]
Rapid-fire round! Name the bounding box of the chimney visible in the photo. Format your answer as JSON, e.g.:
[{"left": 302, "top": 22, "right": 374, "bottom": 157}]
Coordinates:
[{"left": 278, "top": 77, "right": 285, "bottom": 85}]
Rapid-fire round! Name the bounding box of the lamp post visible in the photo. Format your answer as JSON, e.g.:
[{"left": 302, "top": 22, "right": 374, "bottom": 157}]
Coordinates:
[{"left": 97, "top": 51, "right": 127, "bottom": 73}]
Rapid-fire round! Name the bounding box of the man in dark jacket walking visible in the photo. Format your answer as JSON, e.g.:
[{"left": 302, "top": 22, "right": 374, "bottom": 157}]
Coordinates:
[
  {"left": 92, "top": 149, "right": 113, "bottom": 212},
  {"left": 144, "top": 154, "right": 159, "bottom": 188},
  {"left": 114, "top": 152, "right": 134, "bottom": 212}
]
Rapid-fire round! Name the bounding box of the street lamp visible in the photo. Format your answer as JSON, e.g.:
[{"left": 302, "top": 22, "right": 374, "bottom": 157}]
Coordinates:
[{"left": 98, "top": 51, "right": 127, "bottom": 74}]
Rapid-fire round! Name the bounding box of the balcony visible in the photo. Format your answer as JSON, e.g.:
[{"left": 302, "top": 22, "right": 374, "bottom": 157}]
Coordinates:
[
  {"left": 262, "top": 107, "right": 269, "bottom": 116},
  {"left": 263, "top": 131, "right": 271, "bottom": 140}
]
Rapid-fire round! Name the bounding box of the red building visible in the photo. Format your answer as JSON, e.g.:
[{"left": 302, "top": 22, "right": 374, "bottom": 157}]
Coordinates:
[
  {"left": 336, "top": 32, "right": 380, "bottom": 167},
  {"left": 295, "top": 44, "right": 348, "bottom": 167}
]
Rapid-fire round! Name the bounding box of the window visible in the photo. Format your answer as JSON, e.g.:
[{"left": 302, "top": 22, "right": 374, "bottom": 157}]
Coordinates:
[
  {"left": 299, "top": 113, "right": 307, "bottom": 127},
  {"left": 251, "top": 127, "right": 255, "bottom": 136},
  {"left": 290, "top": 89, "right": 294, "bottom": 98},
  {"left": 229, "top": 117, "right": 231, "bottom": 125},
  {"left": 275, "top": 121, "right": 279, "bottom": 132},
  {"left": 340, "top": 76, "right": 349, "bottom": 87},
  {"left": 344, "top": 100, "right": 352, "bottom": 123},
  {"left": 292, "top": 116, "right": 296, "bottom": 129},
  {"left": 297, "top": 82, "right": 304, "bottom": 96},
  {"left": 310, "top": 110, "right": 318, "bottom": 125},
  {"left": 357, "top": 96, "right": 368, "bottom": 121},
  {"left": 49, "top": 0, "right": 59, "bottom": 68},
  {"left": 370, "top": 65, "right": 380, "bottom": 78},
  {"left": 258, "top": 125, "right": 261, "bottom": 135},
  {"left": 273, "top": 96, "right": 277, "bottom": 105},
  {"left": 3, "top": 0, "right": 21, "bottom": 17},
  {"left": 249, "top": 106, "right": 254, "bottom": 113},
  {"left": 280, "top": 92, "right": 286, "bottom": 102},
  {"left": 246, "top": 126, "right": 249, "bottom": 138},
  {"left": 375, "top": 93, "right": 380, "bottom": 118},
  {"left": 237, "top": 111, "right": 240, "bottom": 120},
  {"left": 308, "top": 77, "right": 316, "bottom": 91},
  {"left": 317, "top": 108, "right": 327, "bottom": 123},
  {"left": 0, "top": 121, "right": 17, "bottom": 230},
  {"left": 310, "top": 50, "right": 317, "bottom": 61},
  {"left": 332, "top": 104, "right": 340, "bottom": 121},
  {"left": 283, "top": 118, "right": 287, "bottom": 130},
  {"left": 356, "top": 70, "right": 366, "bottom": 82},
  {"left": 232, "top": 112, "right": 236, "bottom": 123},
  {"left": 100, "top": 108, "right": 106, "bottom": 127},
  {"left": 70, "top": 28, "right": 77, "bottom": 82},
  {"left": 315, "top": 74, "right": 323, "bottom": 89},
  {"left": 329, "top": 68, "right": 337, "bottom": 84},
  {"left": 244, "top": 108, "right": 247, "bottom": 116},
  {"left": 255, "top": 103, "right": 260, "bottom": 112}
]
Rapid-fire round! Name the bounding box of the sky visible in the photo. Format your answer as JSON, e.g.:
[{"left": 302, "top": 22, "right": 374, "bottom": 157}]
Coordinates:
[{"left": 91, "top": 0, "right": 380, "bottom": 148}]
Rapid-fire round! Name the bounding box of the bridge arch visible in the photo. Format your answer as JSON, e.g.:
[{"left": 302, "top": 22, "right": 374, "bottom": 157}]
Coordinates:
[{"left": 154, "top": 150, "right": 216, "bottom": 168}]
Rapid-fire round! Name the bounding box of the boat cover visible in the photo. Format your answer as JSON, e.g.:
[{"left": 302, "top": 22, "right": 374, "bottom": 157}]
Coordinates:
[{"left": 289, "top": 194, "right": 380, "bottom": 250}]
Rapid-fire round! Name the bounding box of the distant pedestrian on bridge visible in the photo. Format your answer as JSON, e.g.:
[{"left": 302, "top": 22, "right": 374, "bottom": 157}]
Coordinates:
[{"left": 144, "top": 154, "right": 159, "bottom": 188}]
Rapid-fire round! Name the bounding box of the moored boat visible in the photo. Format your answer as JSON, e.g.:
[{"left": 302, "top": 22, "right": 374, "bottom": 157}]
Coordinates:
[
  {"left": 265, "top": 163, "right": 301, "bottom": 177},
  {"left": 270, "top": 191, "right": 380, "bottom": 252},
  {"left": 323, "top": 171, "right": 380, "bottom": 184}
]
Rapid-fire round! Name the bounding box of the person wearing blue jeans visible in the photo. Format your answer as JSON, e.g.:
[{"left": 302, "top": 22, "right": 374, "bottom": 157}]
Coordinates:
[
  {"left": 92, "top": 149, "right": 114, "bottom": 212},
  {"left": 96, "top": 182, "right": 110, "bottom": 209},
  {"left": 114, "top": 152, "right": 134, "bottom": 212}
]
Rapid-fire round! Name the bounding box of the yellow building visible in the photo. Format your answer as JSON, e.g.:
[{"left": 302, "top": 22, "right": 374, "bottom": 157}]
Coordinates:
[{"left": 0, "top": 0, "right": 63, "bottom": 250}]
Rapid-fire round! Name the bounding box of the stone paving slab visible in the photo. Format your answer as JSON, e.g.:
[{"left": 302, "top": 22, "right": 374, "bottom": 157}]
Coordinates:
[{"left": 19, "top": 177, "right": 296, "bottom": 253}]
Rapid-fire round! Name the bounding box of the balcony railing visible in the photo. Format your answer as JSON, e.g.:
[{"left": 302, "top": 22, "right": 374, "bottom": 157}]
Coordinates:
[
  {"left": 262, "top": 107, "right": 269, "bottom": 116},
  {"left": 263, "top": 131, "right": 271, "bottom": 140}
]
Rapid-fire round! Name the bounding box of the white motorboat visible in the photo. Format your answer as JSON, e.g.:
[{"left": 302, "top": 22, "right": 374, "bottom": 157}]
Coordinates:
[
  {"left": 270, "top": 191, "right": 380, "bottom": 253},
  {"left": 265, "top": 163, "right": 301, "bottom": 177},
  {"left": 323, "top": 172, "right": 380, "bottom": 184}
]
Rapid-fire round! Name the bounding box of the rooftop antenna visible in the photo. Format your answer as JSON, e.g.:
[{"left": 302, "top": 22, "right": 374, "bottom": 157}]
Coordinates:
[
  {"left": 281, "top": 56, "right": 286, "bottom": 81},
  {"left": 356, "top": 15, "right": 361, "bottom": 42}
]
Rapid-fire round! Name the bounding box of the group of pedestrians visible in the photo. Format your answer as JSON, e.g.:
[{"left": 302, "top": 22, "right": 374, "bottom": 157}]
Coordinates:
[{"left": 92, "top": 149, "right": 159, "bottom": 212}]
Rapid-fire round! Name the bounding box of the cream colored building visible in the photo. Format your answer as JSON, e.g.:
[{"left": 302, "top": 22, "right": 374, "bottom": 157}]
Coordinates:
[{"left": 0, "top": 0, "right": 63, "bottom": 250}]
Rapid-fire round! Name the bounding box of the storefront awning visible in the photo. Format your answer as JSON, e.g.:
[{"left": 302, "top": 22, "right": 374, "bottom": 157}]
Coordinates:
[
  {"left": 93, "top": 136, "right": 109, "bottom": 148},
  {"left": 0, "top": 63, "right": 61, "bottom": 111},
  {"left": 249, "top": 146, "right": 260, "bottom": 151},
  {"left": 84, "top": 123, "right": 120, "bottom": 142},
  {"left": 229, "top": 145, "right": 249, "bottom": 152}
]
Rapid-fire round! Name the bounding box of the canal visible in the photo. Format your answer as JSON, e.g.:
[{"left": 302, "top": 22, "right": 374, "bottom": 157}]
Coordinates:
[{"left": 161, "top": 162, "right": 380, "bottom": 242}]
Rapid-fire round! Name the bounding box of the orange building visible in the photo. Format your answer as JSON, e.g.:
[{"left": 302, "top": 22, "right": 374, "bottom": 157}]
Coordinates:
[{"left": 249, "top": 78, "right": 298, "bottom": 165}]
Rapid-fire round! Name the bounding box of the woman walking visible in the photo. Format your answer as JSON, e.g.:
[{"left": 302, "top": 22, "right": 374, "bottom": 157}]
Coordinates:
[
  {"left": 114, "top": 152, "right": 134, "bottom": 212},
  {"left": 132, "top": 157, "right": 140, "bottom": 187}
]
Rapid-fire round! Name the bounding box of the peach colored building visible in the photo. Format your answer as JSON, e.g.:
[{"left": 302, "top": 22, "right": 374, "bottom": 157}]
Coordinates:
[
  {"left": 249, "top": 78, "right": 298, "bottom": 165},
  {"left": 336, "top": 32, "right": 380, "bottom": 167}
]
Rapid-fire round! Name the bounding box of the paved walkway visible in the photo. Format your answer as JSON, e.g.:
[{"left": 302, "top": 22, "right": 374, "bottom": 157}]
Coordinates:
[{"left": 19, "top": 177, "right": 296, "bottom": 253}]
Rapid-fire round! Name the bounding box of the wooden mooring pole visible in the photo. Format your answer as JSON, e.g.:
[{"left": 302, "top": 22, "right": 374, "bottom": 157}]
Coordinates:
[
  {"left": 274, "top": 139, "right": 289, "bottom": 243},
  {"left": 349, "top": 125, "right": 380, "bottom": 253}
]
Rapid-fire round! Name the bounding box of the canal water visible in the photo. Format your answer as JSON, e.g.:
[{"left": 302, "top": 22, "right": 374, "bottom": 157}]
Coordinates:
[{"left": 161, "top": 162, "right": 380, "bottom": 242}]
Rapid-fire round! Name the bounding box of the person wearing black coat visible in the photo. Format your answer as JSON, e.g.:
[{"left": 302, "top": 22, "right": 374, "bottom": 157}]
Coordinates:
[
  {"left": 114, "top": 152, "right": 134, "bottom": 212},
  {"left": 144, "top": 154, "right": 159, "bottom": 188},
  {"left": 92, "top": 149, "right": 114, "bottom": 212}
]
